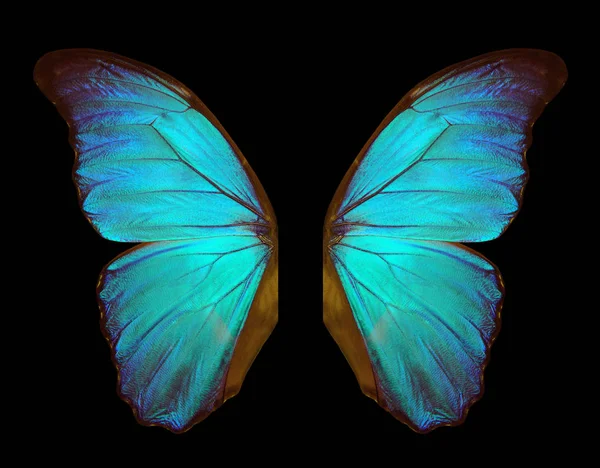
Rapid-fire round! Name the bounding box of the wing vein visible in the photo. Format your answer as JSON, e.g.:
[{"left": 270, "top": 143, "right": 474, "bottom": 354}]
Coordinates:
[
  {"left": 150, "top": 125, "right": 266, "bottom": 221},
  {"left": 412, "top": 76, "right": 542, "bottom": 107},
  {"left": 335, "top": 124, "right": 451, "bottom": 221},
  {"left": 57, "top": 76, "right": 190, "bottom": 107}
]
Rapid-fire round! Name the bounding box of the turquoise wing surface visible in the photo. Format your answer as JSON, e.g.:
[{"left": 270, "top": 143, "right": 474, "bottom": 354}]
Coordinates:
[
  {"left": 35, "top": 50, "right": 277, "bottom": 432},
  {"left": 324, "top": 50, "right": 566, "bottom": 432},
  {"left": 100, "top": 238, "right": 271, "bottom": 432},
  {"left": 35, "top": 49, "right": 271, "bottom": 242}
]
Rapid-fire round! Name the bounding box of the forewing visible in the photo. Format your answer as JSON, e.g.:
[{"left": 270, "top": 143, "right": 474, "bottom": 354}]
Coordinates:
[
  {"left": 35, "top": 49, "right": 273, "bottom": 242},
  {"left": 329, "top": 49, "right": 567, "bottom": 242}
]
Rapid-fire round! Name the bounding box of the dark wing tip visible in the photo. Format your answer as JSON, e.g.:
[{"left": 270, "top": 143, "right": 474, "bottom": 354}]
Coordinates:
[
  {"left": 504, "top": 48, "right": 568, "bottom": 97},
  {"left": 34, "top": 48, "right": 204, "bottom": 110},
  {"left": 536, "top": 49, "right": 568, "bottom": 96},
  {"left": 513, "top": 48, "right": 567, "bottom": 76},
  {"left": 34, "top": 49, "right": 100, "bottom": 99},
  {"left": 403, "top": 48, "right": 568, "bottom": 108},
  {"left": 33, "top": 50, "right": 61, "bottom": 97}
]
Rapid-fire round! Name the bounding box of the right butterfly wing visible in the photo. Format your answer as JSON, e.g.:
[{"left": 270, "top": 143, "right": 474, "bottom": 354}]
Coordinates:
[
  {"left": 35, "top": 49, "right": 278, "bottom": 432},
  {"left": 324, "top": 49, "right": 566, "bottom": 432}
]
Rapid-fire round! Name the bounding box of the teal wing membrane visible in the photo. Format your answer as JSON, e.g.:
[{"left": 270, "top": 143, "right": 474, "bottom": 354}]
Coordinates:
[
  {"left": 35, "top": 50, "right": 277, "bottom": 432},
  {"left": 35, "top": 49, "right": 269, "bottom": 242},
  {"left": 100, "top": 238, "right": 270, "bottom": 432},
  {"left": 330, "top": 237, "right": 502, "bottom": 431},
  {"left": 325, "top": 50, "right": 566, "bottom": 432}
]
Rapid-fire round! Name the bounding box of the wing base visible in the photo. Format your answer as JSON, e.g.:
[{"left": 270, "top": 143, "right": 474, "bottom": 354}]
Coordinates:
[
  {"left": 224, "top": 248, "right": 278, "bottom": 401},
  {"left": 323, "top": 242, "right": 377, "bottom": 400}
]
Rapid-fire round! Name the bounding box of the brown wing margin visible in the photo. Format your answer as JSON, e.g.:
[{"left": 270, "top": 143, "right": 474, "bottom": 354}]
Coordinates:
[
  {"left": 224, "top": 249, "right": 278, "bottom": 401},
  {"left": 323, "top": 242, "right": 377, "bottom": 400}
]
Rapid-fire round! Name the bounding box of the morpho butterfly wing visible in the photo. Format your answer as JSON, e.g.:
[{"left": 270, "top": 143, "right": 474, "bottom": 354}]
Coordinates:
[
  {"left": 35, "top": 49, "right": 277, "bottom": 433},
  {"left": 323, "top": 49, "right": 566, "bottom": 432}
]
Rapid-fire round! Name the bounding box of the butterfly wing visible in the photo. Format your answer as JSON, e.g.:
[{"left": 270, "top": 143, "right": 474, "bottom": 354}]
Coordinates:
[
  {"left": 99, "top": 237, "right": 276, "bottom": 432},
  {"left": 35, "top": 49, "right": 277, "bottom": 432},
  {"left": 35, "top": 49, "right": 273, "bottom": 242},
  {"left": 326, "top": 236, "right": 502, "bottom": 431},
  {"left": 323, "top": 49, "right": 566, "bottom": 432}
]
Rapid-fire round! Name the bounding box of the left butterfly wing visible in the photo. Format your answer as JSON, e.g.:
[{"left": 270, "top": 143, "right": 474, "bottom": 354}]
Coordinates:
[
  {"left": 35, "top": 49, "right": 278, "bottom": 432},
  {"left": 324, "top": 49, "right": 566, "bottom": 432}
]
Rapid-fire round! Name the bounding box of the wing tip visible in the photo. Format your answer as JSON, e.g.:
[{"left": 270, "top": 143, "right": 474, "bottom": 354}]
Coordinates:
[
  {"left": 33, "top": 49, "right": 112, "bottom": 99},
  {"left": 33, "top": 50, "right": 57, "bottom": 95},
  {"left": 406, "top": 47, "right": 568, "bottom": 106},
  {"left": 33, "top": 49, "right": 97, "bottom": 98},
  {"left": 487, "top": 48, "right": 568, "bottom": 100},
  {"left": 518, "top": 48, "right": 568, "bottom": 97},
  {"left": 466, "top": 48, "right": 567, "bottom": 81}
]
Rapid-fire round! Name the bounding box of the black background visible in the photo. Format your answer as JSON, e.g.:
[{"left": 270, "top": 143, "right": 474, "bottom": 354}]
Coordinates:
[{"left": 29, "top": 23, "right": 573, "bottom": 454}]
